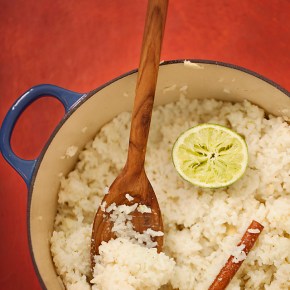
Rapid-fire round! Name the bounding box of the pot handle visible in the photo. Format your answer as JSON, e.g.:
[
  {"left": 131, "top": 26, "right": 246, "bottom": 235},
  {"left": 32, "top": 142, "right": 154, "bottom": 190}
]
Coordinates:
[{"left": 0, "top": 84, "right": 84, "bottom": 187}]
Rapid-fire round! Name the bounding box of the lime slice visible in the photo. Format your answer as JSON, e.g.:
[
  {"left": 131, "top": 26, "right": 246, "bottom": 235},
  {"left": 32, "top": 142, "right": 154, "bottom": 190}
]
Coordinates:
[{"left": 172, "top": 124, "right": 248, "bottom": 188}]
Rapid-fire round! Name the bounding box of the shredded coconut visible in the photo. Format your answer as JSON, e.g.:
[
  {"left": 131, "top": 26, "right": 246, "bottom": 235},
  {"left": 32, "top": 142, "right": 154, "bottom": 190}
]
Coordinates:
[
  {"left": 183, "top": 60, "right": 204, "bottom": 69},
  {"left": 125, "top": 193, "right": 134, "bottom": 202},
  {"left": 247, "top": 228, "right": 261, "bottom": 234},
  {"left": 106, "top": 203, "right": 117, "bottom": 213},
  {"left": 81, "top": 126, "right": 88, "bottom": 133},
  {"left": 103, "top": 186, "right": 109, "bottom": 195},
  {"left": 179, "top": 85, "right": 188, "bottom": 93},
  {"left": 62, "top": 145, "right": 78, "bottom": 159},
  {"left": 163, "top": 84, "right": 177, "bottom": 93},
  {"left": 144, "top": 228, "right": 164, "bottom": 237},
  {"left": 232, "top": 244, "right": 247, "bottom": 263},
  {"left": 105, "top": 203, "right": 161, "bottom": 249},
  {"left": 137, "top": 204, "right": 152, "bottom": 213},
  {"left": 100, "top": 201, "right": 107, "bottom": 212}
]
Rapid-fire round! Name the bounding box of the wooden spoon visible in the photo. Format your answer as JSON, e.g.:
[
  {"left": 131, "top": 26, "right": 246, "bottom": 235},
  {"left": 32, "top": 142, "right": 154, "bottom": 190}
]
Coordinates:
[{"left": 91, "top": 0, "right": 168, "bottom": 269}]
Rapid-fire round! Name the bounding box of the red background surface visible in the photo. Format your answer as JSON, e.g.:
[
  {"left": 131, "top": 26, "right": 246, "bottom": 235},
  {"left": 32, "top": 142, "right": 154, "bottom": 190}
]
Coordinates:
[{"left": 0, "top": 1, "right": 289, "bottom": 289}]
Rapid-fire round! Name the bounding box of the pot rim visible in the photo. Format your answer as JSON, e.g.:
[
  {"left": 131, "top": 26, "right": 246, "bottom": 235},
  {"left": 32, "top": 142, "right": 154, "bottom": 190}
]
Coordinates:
[{"left": 27, "top": 59, "right": 290, "bottom": 289}]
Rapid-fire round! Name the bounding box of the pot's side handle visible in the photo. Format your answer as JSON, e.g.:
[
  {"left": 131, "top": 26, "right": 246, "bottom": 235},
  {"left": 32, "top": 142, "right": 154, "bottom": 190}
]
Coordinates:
[{"left": 0, "top": 84, "right": 84, "bottom": 188}]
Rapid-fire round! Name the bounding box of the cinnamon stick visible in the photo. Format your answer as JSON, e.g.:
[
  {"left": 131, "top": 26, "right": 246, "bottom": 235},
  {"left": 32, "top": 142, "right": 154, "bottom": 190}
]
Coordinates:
[{"left": 208, "top": 220, "right": 264, "bottom": 290}]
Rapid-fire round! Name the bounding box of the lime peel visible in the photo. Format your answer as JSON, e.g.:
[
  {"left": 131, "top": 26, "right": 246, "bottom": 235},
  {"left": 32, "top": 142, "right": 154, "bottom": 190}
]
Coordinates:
[{"left": 172, "top": 123, "right": 248, "bottom": 188}]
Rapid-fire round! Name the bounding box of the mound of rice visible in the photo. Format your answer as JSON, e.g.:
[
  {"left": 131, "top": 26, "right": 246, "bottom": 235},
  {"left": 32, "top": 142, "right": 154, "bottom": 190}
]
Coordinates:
[{"left": 51, "top": 94, "right": 290, "bottom": 290}]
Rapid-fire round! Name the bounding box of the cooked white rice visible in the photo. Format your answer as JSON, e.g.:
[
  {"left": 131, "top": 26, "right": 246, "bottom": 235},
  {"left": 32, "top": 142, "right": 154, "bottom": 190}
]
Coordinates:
[
  {"left": 91, "top": 238, "right": 175, "bottom": 290},
  {"left": 51, "top": 95, "right": 290, "bottom": 290}
]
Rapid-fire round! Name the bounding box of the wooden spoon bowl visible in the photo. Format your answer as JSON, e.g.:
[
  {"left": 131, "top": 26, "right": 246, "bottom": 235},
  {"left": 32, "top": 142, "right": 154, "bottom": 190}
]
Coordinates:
[
  {"left": 91, "top": 0, "right": 168, "bottom": 269},
  {"left": 91, "top": 168, "right": 163, "bottom": 259}
]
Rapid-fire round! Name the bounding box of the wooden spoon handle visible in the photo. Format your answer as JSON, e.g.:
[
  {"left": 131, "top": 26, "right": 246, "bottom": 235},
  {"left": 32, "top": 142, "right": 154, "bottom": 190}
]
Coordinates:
[{"left": 126, "top": 0, "right": 168, "bottom": 172}]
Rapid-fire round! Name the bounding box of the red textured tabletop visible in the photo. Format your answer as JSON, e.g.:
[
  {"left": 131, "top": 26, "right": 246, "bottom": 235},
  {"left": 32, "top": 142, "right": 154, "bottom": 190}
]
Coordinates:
[{"left": 0, "top": 1, "right": 289, "bottom": 289}]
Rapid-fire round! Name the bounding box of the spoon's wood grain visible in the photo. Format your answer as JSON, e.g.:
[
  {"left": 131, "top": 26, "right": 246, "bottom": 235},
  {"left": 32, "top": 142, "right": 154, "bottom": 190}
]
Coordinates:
[{"left": 91, "top": 0, "right": 168, "bottom": 269}]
